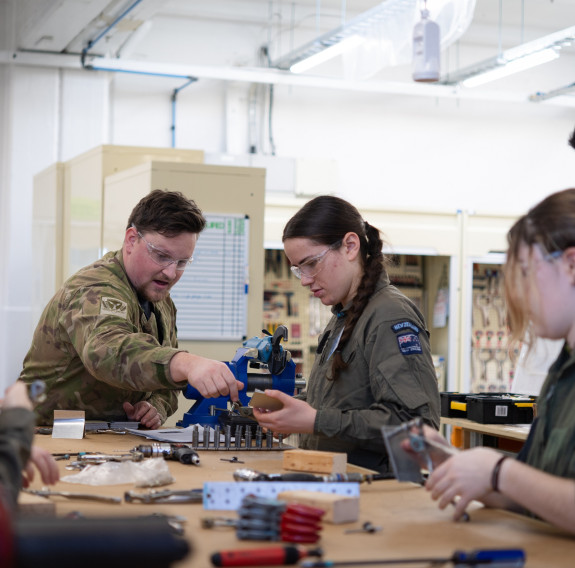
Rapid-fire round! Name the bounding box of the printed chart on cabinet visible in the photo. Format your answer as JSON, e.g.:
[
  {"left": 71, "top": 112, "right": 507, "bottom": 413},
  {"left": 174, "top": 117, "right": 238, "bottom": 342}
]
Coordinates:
[{"left": 171, "top": 213, "right": 249, "bottom": 341}]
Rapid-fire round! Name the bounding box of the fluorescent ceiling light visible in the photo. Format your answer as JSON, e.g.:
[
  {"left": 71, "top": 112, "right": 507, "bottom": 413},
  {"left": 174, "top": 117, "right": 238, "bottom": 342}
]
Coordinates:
[
  {"left": 441, "top": 25, "right": 575, "bottom": 87},
  {"left": 273, "top": 0, "right": 475, "bottom": 76},
  {"left": 290, "top": 35, "right": 363, "bottom": 74},
  {"left": 529, "top": 80, "right": 575, "bottom": 103},
  {"left": 461, "top": 48, "right": 560, "bottom": 88}
]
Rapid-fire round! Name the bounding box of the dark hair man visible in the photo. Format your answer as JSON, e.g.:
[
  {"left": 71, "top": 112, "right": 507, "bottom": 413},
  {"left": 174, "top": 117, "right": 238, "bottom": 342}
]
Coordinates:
[{"left": 19, "top": 190, "right": 243, "bottom": 428}]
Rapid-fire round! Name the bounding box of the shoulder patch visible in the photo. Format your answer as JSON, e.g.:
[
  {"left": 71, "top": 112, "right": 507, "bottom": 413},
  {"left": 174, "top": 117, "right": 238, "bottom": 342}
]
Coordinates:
[
  {"left": 396, "top": 332, "right": 423, "bottom": 355},
  {"left": 391, "top": 321, "right": 420, "bottom": 334},
  {"left": 100, "top": 297, "right": 128, "bottom": 318}
]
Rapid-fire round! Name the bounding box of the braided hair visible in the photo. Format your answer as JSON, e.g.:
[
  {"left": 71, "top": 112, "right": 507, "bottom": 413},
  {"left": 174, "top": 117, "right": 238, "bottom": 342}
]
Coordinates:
[{"left": 282, "top": 196, "right": 388, "bottom": 379}]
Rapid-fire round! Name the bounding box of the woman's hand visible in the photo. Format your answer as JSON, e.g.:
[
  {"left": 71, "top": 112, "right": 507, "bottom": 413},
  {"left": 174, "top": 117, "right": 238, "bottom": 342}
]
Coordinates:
[
  {"left": 425, "top": 447, "right": 502, "bottom": 520},
  {"left": 252, "top": 390, "right": 316, "bottom": 435}
]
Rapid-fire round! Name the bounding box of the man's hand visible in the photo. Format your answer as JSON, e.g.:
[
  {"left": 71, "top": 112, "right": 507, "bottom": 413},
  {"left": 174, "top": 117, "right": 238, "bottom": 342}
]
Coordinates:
[
  {"left": 22, "top": 446, "right": 60, "bottom": 487},
  {"left": 123, "top": 401, "right": 162, "bottom": 429},
  {"left": 170, "top": 352, "right": 244, "bottom": 401},
  {"left": 252, "top": 390, "right": 316, "bottom": 435}
]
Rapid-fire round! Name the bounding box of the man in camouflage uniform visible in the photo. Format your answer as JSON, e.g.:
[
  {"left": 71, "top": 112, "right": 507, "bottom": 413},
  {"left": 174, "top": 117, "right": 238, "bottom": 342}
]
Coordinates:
[{"left": 19, "top": 190, "right": 243, "bottom": 427}]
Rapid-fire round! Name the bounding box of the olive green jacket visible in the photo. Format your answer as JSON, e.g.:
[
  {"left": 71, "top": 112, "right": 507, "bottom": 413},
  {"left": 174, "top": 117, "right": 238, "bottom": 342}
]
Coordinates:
[
  {"left": 520, "top": 344, "right": 575, "bottom": 478},
  {"left": 19, "top": 251, "right": 183, "bottom": 425},
  {"left": 297, "top": 273, "right": 440, "bottom": 474}
]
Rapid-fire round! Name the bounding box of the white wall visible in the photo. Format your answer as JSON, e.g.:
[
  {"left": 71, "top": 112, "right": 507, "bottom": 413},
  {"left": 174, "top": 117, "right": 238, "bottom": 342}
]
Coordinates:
[
  {"left": 1, "top": 60, "right": 575, "bottom": 393},
  {"left": 0, "top": 64, "right": 111, "bottom": 392}
]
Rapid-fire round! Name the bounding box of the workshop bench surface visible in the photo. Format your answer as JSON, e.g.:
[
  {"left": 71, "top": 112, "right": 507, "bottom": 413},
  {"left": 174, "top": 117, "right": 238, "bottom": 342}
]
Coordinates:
[{"left": 22, "top": 431, "right": 575, "bottom": 568}]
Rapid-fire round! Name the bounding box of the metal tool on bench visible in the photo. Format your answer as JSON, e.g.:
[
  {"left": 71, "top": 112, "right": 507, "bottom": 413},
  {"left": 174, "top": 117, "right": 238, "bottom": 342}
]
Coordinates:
[
  {"left": 181, "top": 422, "right": 286, "bottom": 451},
  {"left": 124, "top": 488, "right": 203, "bottom": 504},
  {"left": 178, "top": 326, "right": 306, "bottom": 429},
  {"left": 22, "top": 488, "right": 121, "bottom": 504},
  {"left": 300, "top": 549, "right": 526, "bottom": 567},
  {"left": 233, "top": 469, "right": 386, "bottom": 483},
  {"left": 132, "top": 443, "right": 200, "bottom": 465}
]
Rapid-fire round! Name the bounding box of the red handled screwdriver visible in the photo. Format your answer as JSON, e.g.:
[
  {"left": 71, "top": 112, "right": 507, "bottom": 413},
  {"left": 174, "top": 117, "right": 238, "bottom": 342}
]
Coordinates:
[{"left": 211, "top": 545, "right": 323, "bottom": 567}]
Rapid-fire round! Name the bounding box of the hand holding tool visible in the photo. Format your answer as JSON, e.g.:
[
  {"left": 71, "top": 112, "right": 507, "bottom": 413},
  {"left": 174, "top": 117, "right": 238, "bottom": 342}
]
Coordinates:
[
  {"left": 178, "top": 326, "right": 305, "bottom": 428},
  {"left": 382, "top": 418, "right": 469, "bottom": 521}
]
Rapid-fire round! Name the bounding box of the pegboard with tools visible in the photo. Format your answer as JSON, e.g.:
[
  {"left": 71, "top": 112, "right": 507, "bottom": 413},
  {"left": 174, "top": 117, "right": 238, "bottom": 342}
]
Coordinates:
[
  {"left": 263, "top": 249, "right": 332, "bottom": 377},
  {"left": 263, "top": 250, "right": 449, "bottom": 379},
  {"left": 470, "top": 264, "right": 517, "bottom": 393}
]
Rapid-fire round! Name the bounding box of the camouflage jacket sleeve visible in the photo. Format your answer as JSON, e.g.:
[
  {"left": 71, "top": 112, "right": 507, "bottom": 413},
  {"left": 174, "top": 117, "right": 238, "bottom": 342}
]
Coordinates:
[
  {"left": 63, "top": 285, "right": 184, "bottom": 393},
  {"left": 20, "top": 251, "right": 184, "bottom": 423},
  {"left": 0, "top": 408, "right": 34, "bottom": 510}
]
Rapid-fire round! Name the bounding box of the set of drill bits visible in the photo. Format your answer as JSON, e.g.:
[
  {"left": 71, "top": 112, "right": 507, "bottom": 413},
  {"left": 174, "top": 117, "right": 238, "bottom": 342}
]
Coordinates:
[{"left": 185, "top": 423, "right": 288, "bottom": 451}]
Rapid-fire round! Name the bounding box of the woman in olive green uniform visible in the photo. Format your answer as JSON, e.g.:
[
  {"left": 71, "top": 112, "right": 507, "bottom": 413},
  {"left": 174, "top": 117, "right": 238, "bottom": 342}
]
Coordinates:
[
  {"left": 426, "top": 188, "right": 575, "bottom": 535},
  {"left": 252, "top": 196, "right": 440, "bottom": 474}
]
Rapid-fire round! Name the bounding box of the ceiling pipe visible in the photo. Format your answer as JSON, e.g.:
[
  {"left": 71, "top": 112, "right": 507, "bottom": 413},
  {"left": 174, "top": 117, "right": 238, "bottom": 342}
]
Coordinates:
[
  {"left": 4, "top": 49, "right": 575, "bottom": 108},
  {"left": 171, "top": 78, "right": 198, "bottom": 148},
  {"left": 80, "top": 0, "right": 146, "bottom": 65},
  {"left": 77, "top": 0, "right": 198, "bottom": 147}
]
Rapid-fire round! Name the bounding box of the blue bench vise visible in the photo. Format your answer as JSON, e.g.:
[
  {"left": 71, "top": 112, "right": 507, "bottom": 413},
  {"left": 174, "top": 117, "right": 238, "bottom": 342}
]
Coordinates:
[{"left": 177, "top": 326, "right": 305, "bottom": 428}]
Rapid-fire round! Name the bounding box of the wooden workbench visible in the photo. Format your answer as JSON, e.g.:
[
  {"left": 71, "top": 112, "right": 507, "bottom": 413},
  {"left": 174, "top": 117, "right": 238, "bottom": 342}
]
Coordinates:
[
  {"left": 441, "top": 417, "right": 530, "bottom": 450},
  {"left": 21, "top": 431, "right": 575, "bottom": 568}
]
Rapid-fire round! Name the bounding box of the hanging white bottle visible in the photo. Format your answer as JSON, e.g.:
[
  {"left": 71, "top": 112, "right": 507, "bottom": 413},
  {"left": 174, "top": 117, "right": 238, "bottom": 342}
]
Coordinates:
[{"left": 413, "top": 8, "right": 440, "bottom": 82}]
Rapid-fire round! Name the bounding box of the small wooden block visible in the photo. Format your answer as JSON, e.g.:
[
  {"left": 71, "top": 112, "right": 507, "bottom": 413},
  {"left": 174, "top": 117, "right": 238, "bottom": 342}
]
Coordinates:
[
  {"left": 278, "top": 490, "right": 359, "bottom": 524},
  {"left": 18, "top": 492, "right": 56, "bottom": 517},
  {"left": 282, "top": 449, "right": 347, "bottom": 474}
]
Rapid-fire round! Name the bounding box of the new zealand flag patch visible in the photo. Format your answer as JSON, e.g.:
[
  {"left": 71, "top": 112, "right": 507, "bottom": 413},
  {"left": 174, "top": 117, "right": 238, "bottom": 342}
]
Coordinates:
[
  {"left": 392, "top": 321, "right": 423, "bottom": 355},
  {"left": 396, "top": 332, "right": 423, "bottom": 355}
]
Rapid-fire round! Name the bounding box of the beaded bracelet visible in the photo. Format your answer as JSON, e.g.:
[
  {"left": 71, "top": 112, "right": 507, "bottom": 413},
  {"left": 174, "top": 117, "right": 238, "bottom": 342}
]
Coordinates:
[{"left": 491, "top": 455, "right": 508, "bottom": 492}]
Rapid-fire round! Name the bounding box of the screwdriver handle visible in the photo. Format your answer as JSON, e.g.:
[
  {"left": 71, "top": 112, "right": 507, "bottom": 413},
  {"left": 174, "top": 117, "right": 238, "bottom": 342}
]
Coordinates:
[
  {"left": 453, "top": 548, "right": 526, "bottom": 565},
  {"left": 211, "top": 545, "right": 310, "bottom": 566}
]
